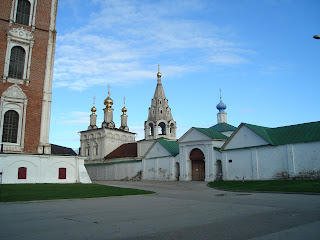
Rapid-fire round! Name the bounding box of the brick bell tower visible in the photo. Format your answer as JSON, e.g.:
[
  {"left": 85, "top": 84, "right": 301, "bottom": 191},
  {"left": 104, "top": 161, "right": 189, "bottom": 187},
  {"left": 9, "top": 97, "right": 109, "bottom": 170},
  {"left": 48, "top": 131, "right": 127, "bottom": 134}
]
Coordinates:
[{"left": 0, "top": 0, "right": 58, "bottom": 154}]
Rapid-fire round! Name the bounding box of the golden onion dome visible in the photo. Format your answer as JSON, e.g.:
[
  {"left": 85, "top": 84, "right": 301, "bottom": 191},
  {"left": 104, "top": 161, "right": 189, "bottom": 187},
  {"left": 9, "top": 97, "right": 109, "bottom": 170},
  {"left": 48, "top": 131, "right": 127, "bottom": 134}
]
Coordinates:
[
  {"left": 104, "top": 84, "right": 113, "bottom": 106},
  {"left": 157, "top": 71, "right": 162, "bottom": 78},
  {"left": 104, "top": 97, "right": 113, "bottom": 106},
  {"left": 91, "top": 106, "right": 97, "bottom": 114},
  {"left": 122, "top": 106, "right": 127, "bottom": 115}
]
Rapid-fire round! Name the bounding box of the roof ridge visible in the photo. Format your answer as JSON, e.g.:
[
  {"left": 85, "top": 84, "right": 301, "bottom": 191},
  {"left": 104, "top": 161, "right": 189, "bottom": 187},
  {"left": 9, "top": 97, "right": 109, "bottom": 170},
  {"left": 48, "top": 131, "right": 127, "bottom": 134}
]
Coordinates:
[
  {"left": 243, "top": 121, "right": 320, "bottom": 146},
  {"left": 268, "top": 121, "right": 320, "bottom": 130},
  {"left": 194, "top": 127, "right": 228, "bottom": 140}
]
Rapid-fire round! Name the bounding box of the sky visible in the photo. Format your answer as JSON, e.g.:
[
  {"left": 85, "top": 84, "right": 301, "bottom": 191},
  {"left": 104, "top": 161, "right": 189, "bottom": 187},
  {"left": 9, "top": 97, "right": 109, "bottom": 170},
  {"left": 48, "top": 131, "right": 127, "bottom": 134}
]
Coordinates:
[{"left": 49, "top": 0, "right": 320, "bottom": 150}]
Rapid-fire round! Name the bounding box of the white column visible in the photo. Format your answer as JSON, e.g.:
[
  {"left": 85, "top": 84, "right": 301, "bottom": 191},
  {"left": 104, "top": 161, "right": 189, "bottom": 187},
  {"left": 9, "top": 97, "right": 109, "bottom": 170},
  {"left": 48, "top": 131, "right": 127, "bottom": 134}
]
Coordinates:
[{"left": 38, "top": 0, "right": 58, "bottom": 154}]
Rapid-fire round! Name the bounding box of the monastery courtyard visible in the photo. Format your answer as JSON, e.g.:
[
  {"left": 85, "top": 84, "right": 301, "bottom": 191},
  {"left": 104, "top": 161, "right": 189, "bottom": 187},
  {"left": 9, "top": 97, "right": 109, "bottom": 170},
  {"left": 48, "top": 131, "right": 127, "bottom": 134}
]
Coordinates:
[{"left": 1, "top": 181, "right": 320, "bottom": 240}]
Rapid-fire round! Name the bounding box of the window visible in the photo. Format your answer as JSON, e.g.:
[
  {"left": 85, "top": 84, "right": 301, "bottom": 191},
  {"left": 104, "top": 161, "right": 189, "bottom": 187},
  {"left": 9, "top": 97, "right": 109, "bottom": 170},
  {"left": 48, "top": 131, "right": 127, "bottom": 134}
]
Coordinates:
[
  {"left": 10, "top": 0, "right": 37, "bottom": 28},
  {"left": 18, "top": 167, "right": 27, "bottom": 179},
  {"left": 3, "top": 27, "right": 34, "bottom": 85},
  {"left": 86, "top": 146, "right": 90, "bottom": 156},
  {"left": 0, "top": 85, "right": 27, "bottom": 152},
  {"left": 2, "top": 110, "right": 19, "bottom": 143},
  {"left": 229, "top": 160, "right": 232, "bottom": 163},
  {"left": 95, "top": 144, "right": 98, "bottom": 155},
  {"left": 59, "top": 168, "right": 66, "bottom": 179},
  {"left": 8, "top": 46, "right": 25, "bottom": 79},
  {"left": 16, "top": 0, "right": 31, "bottom": 25}
]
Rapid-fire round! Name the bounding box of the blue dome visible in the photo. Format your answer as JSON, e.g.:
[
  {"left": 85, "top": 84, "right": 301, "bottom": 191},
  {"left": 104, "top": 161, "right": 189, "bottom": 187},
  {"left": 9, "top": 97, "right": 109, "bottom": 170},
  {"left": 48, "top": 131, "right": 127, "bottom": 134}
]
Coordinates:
[{"left": 216, "top": 100, "right": 227, "bottom": 113}]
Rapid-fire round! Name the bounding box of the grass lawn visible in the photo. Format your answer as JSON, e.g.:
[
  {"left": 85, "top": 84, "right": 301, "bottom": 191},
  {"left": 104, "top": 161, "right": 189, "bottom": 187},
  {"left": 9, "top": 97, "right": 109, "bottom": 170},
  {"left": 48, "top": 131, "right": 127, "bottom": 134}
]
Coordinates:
[
  {"left": 208, "top": 180, "right": 320, "bottom": 193},
  {"left": 0, "top": 184, "right": 154, "bottom": 202}
]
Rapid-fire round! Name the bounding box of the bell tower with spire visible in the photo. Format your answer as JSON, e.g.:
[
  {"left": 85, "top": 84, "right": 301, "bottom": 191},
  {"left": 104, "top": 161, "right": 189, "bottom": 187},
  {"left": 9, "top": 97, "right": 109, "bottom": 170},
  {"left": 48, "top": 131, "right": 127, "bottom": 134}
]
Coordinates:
[{"left": 144, "top": 65, "right": 176, "bottom": 140}]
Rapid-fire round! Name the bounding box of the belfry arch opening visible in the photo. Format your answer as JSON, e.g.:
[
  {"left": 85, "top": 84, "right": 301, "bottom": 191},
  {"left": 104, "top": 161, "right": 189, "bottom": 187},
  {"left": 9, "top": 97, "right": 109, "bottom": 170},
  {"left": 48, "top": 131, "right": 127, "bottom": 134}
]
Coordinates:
[
  {"left": 149, "top": 123, "right": 154, "bottom": 136},
  {"left": 190, "top": 148, "right": 205, "bottom": 181},
  {"left": 158, "top": 122, "right": 166, "bottom": 135}
]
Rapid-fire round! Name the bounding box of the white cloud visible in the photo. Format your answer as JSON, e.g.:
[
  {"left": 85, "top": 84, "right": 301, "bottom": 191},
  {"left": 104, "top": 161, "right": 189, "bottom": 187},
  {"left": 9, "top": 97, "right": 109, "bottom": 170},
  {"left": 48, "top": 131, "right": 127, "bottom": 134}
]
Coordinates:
[
  {"left": 209, "top": 54, "right": 248, "bottom": 65},
  {"left": 54, "top": 0, "right": 252, "bottom": 91}
]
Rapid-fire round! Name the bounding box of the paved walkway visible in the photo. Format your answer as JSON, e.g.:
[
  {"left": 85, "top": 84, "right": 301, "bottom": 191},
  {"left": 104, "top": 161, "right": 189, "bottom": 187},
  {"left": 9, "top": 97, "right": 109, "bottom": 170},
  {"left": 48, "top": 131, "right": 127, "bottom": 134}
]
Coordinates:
[{"left": 0, "top": 181, "right": 320, "bottom": 240}]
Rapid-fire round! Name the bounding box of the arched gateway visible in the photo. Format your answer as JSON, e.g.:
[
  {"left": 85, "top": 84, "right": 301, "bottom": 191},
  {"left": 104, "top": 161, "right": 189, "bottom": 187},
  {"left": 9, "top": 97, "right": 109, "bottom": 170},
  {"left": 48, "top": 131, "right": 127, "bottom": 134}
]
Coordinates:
[{"left": 190, "top": 148, "right": 205, "bottom": 181}]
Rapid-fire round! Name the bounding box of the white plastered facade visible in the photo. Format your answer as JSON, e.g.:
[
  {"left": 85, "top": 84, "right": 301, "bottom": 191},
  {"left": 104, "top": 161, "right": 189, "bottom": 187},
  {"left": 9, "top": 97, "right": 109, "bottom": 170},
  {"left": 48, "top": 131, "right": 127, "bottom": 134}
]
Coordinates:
[
  {"left": 178, "top": 128, "right": 226, "bottom": 182},
  {"left": 80, "top": 128, "right": 135, "bottom": 164},
  {"left": 142, "top": 141, "right": 179, "bottom": 181},
  {"left": 0, "top": 154, "right": 91, "bottom": 184},
  {"left": 220, "top": 125, "right": 320, "bottom": 180}
]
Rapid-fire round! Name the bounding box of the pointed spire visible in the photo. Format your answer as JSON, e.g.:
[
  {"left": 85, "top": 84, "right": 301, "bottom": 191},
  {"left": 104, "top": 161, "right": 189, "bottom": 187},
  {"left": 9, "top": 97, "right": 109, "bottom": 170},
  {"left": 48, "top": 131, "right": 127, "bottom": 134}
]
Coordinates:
[
  {"left": 89, "top": 96, "right": 97, "bottom": 129},
  {"left": 122, "top": 96, "right": 127, "bottom": 116},
  {"left": 157, "top": 64, "right": 162, "bottom": 83},
  {"left": 120, "top": 96, "right": 129, "bottom": 131},
  {"left": 145, "top": 66, "right": 176, "bottom": 140},
  {"left": 91, "top": 96, "right": 97, "bottom": 115},
  {"left": 104, "top": 84, "right": 113, "bottom": 112},
  {"left": 107, "top": 84, "right": 111, "bottom": 96}
]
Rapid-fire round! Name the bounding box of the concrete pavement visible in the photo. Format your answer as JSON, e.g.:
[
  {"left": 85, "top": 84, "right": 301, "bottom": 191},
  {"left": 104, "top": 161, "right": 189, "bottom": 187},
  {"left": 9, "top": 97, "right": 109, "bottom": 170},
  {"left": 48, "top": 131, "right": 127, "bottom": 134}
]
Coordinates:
[{"left": 0, "top": 180, "right": 319, "bottom": 240}]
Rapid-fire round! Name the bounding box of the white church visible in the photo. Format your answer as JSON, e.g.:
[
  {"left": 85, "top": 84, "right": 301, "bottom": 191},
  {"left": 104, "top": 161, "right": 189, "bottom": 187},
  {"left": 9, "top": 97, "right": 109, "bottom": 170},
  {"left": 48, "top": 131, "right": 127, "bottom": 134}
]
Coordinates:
[{"left": 83, "top": 67, "right": 320, "bottom": 182}]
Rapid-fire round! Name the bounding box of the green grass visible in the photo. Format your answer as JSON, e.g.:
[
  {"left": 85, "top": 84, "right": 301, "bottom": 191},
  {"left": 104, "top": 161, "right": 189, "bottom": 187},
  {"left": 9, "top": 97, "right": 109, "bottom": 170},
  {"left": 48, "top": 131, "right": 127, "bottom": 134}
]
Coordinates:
[
  {"left": 0, "top": 184, "right": 154, "bottom": 202},
  {"left": 208, "top": 180, "right": 320, "bottom": 193}
]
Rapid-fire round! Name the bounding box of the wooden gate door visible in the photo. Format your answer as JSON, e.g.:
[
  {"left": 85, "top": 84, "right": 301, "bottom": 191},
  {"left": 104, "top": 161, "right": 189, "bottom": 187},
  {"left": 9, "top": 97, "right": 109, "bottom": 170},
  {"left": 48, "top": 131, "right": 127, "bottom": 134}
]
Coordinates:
[{"left": 192, "top": 160, "right": 205, "bottom": 181}]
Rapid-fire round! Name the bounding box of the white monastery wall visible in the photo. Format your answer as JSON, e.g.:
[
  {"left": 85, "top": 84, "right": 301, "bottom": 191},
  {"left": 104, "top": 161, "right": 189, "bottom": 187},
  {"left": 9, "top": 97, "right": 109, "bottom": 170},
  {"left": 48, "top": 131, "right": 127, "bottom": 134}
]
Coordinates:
[
  {"left": 222, "top": 141, "right": 320, "bottom": 180},
  {"left": 142, "top": 142, "right": 178, "bottom": 180},
  {"left": 290, "top": 141, "right": 320, "bottom": 177},
  {"left": 142, "top": 156, "right": 177, "bottom": 180},
  {"left": 224, "top": 126, "right": 269, "bottom": 150},
  {"left": 0, "top": 154, "right": 91, "bottom": 184},
  {"left": 85, "top": 161, "right": 142, "bottom": 181}
]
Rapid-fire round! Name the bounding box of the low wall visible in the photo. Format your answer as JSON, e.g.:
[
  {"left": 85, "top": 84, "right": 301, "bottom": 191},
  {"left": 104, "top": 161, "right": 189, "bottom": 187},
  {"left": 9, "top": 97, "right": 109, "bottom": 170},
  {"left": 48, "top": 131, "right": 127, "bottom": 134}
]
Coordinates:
[
  {"left": 142, "top": 157, "right": 178, "bottom": 181},
  {"left": 222, "top": 141, "right": 320, "bottom": 180},
  {"left": 85, "top": 160, "right": 142, "bottom": 181},
  {"left": 0, "top": 153, "right": 92, "bottom": 184}
]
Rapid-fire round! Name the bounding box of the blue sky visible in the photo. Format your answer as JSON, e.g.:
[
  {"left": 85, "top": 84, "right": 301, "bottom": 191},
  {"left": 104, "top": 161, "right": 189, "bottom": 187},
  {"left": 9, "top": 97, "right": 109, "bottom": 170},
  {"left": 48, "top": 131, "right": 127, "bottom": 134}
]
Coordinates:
[{"left": 49, "top": 0, "right": 320, "bottom": 150}]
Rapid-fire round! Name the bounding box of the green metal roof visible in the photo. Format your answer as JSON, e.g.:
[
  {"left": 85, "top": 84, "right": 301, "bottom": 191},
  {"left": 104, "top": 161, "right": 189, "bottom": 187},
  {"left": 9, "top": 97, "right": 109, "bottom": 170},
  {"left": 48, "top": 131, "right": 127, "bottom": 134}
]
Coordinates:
[
  {"left": 156, "top": 138, "right": 180, "bottom": 156},
  {"left": 210, "top": 123, "right": 237, "bottom": 132},
  {"left": 194, "top": 127, "right": 228, "bottom": 140},
  {"left": 244, "top": 121, "right": 320, "bottom": 145}
]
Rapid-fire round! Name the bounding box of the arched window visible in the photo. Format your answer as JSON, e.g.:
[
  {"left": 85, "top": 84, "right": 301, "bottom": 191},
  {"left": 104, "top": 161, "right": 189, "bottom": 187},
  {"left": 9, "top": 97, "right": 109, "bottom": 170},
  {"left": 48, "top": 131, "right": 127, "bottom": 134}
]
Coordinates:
[
  {"left": 8, "top": 46, "right": 26, "bottom": 79},
  {"left": 2, "top": 110, "right": 19, "bottom": 143},
  {"left": 16, "top": 0, "right": 31, "bottom": 25}
]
